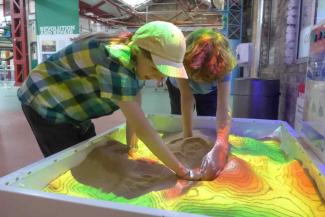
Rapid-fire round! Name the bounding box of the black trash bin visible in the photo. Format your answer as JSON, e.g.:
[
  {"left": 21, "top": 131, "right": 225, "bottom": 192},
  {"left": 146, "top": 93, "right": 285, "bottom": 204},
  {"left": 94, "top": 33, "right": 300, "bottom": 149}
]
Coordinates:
[{"left": 231, "top": 78, "right": 280, "bottom": 119}]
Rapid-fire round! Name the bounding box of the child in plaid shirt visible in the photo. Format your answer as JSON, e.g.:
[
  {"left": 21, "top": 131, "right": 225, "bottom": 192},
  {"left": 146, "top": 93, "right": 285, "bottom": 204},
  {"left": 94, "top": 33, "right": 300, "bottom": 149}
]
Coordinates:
[{"left": 18, "top": 21, "right": 200, "bottom": 180}]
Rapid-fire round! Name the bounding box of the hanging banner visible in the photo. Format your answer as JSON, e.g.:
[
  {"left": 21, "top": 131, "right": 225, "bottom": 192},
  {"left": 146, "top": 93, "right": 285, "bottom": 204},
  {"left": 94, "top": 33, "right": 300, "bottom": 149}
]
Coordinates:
[
  {"left": 35, "top": 0, "right": 79, "bottom": 63},
  {"left": 35, "top": 0, "right": 79, "bottom": 35}
]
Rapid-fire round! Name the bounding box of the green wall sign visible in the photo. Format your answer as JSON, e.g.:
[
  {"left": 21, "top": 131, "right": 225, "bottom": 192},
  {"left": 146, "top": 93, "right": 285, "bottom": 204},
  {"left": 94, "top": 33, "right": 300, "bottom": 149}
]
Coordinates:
[{"left": 35, "top": 0, "right": 79, "bottom": 35}]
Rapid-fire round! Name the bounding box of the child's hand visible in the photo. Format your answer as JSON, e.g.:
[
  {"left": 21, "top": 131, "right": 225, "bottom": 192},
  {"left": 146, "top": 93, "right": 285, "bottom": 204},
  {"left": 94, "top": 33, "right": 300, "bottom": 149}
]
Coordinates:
[
  {"left": 200, "top": 142, "right": 229, "bottom": 180},
  {"left": 178, "top": 168, "right": 202, "bottom": 181},
  {"left": 127, "top": 141, "right": 138, "bottom": 157}
]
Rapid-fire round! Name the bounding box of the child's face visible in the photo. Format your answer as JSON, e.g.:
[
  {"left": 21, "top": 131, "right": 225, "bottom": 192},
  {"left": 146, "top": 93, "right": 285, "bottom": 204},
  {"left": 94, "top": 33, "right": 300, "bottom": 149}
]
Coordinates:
[{"left": 135, "top": 50, "right": 165, "bottom": 80}]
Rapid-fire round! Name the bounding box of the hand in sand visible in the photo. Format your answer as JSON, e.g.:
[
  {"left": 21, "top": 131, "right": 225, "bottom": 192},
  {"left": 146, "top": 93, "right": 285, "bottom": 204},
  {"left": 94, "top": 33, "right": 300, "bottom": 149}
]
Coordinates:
[{"left": 200, "top": 141, "right": 229, "bottom": 180}]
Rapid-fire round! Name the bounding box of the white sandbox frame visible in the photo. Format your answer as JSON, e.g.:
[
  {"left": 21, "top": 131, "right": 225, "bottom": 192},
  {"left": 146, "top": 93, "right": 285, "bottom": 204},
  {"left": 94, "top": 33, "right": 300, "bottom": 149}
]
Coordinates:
[{"left": 0, "top": 115, "right": 324, "bottom": 217}]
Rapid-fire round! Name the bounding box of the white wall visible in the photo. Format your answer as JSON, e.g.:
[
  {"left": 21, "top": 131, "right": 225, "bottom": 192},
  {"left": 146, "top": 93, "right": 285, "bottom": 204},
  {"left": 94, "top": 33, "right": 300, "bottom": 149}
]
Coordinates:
[{"left": 0, "top": 2, "right": 4, "bottom": 23}]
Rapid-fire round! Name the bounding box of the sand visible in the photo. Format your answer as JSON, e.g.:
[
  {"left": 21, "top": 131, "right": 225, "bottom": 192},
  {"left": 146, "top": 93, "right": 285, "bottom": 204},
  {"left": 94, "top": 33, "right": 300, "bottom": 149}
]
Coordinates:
[{"left": 71, "top": 131, "right": 214, "bottom": 198}]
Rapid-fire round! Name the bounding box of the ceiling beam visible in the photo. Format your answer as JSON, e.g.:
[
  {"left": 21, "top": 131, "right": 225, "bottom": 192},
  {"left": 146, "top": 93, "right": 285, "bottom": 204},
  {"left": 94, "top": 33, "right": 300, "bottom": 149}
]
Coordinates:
[
  {"left": 79, "top": 13, "right": 113, "bottom": 27},
  {"left": 79, "top": 0, "right": 114, "bottom": 18},
  {"left": 102, "top": 0, "right": 145, "bottom": 22},
  {"left": 176, "top": 0, "right": 194, "bottom": 22},
  {"left": 92, "top": 1, "right": 106, "bottom": 10},
  {"left": 177, "top": 0, "right": 191, "bottom": 11},
  {"left": 79, "top": 12, "right": 140, "bottom": 27},
  {"left": 167, "top": 10, "right": 184, "bottom": 22}
]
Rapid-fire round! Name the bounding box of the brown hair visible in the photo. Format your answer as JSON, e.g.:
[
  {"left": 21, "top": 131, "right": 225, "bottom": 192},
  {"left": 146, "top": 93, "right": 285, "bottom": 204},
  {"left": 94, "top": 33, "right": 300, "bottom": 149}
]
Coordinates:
[{"left": 184, "top": 28, "right": 237, "bottom": 82}]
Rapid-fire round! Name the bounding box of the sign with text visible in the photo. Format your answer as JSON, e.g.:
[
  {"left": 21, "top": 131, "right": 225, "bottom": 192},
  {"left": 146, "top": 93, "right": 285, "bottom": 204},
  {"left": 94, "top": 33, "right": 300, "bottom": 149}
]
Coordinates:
[
  {"left": 35, "top": 0, "right": 79, "bottom": 35},
  {"left": 35, "top": 0, "right": 79, "bottom": 63},
  {"left": 39, "top": 26, "right": 77, "bottom": 35}
]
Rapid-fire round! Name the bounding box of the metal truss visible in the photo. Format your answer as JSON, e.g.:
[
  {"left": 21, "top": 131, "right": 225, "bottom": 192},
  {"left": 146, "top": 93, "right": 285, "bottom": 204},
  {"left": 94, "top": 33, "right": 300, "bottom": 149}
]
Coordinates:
[
  {"left": 10, "top": 0, "right": 29, "bottom": 85},
  {"left": 225, "top": 0, "right": 243, "bottom": 40}
]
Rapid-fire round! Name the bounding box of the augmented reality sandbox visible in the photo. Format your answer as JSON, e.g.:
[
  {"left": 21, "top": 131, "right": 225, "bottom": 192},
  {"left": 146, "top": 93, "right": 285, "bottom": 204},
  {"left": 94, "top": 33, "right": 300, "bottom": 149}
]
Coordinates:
[{"left": 0, "top": 115, "right": 324, "bottom": 217}]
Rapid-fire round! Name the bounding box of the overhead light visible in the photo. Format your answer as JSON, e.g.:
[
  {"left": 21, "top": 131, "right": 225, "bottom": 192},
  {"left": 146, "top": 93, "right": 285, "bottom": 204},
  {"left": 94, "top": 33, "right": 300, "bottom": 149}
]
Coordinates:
[
  {"left": 119, "top": 0, "right": 151, "bottom": 7},
  {"left": 85, "top": 12, "right": 94, "bottom": 16}
]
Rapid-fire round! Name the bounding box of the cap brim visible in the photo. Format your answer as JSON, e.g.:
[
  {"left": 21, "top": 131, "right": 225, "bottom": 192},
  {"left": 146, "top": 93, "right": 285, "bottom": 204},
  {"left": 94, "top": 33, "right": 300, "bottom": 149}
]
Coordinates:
[{"left": 151, "top": 54, "right": 188, "bottom": 79}]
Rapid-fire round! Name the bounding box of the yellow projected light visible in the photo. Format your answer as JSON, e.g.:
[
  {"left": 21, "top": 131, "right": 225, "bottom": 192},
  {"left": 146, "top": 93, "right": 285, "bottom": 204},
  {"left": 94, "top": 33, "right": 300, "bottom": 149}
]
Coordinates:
[{"left": 44, "top": 131, "right": 325, "bottom": 217}]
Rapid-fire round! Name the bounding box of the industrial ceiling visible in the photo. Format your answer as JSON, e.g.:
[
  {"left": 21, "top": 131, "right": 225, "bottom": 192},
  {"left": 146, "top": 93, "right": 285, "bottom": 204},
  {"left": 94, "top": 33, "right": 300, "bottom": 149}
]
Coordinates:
[{"left": 78, "top": 0, "right": 222, "bottom": 28}]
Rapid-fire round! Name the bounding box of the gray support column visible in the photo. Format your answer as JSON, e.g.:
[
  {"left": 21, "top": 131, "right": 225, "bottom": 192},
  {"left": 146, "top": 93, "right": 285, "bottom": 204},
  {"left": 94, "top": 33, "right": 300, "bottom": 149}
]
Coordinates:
[{"left": 251, "top": 0, "right": 264, "bottom": 78}]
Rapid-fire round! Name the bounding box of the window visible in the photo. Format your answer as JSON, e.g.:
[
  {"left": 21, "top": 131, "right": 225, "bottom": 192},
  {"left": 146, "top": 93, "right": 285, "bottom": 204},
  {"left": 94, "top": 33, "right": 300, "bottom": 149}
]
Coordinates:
[
  {"left": 297, "top": 0, "right": 324, "bottom": 59},
  {"left": 315, "top": 0, "right": 325, "bottom": 24},
  {"left": 297, "top": 0, "right": 316, "bottom": 59}
]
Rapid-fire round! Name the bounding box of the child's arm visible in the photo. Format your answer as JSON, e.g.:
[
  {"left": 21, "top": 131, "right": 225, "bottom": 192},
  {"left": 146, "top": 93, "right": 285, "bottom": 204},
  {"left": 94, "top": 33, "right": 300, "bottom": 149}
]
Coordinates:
[
  {"left": 126, "top": 92, "right": 141, "bottom": 155},
  {"left": 118, "top": 99, "right": 200, "bottom": 180},
  {"left": 176, "top": 78, "right": 195, "bottom": 138},
  {"left": 201, "top": 80, "right": 231, "bottom": 180},
  {"left": 215, "top": 80, "right": 231, "bottom": 148}
]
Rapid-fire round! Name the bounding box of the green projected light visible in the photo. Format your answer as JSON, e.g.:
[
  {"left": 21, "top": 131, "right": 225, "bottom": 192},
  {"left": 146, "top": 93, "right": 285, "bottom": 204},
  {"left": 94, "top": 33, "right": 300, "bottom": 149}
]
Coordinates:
[{"left": 44, "top": 131, "right": 325, "bottom": 217}]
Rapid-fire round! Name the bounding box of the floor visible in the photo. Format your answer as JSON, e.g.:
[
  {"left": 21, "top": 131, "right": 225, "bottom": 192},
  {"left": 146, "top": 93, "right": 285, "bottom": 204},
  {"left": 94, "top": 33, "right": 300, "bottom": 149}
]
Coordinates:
[{"left": 0, "top": 84, "right": 171, "bottom": 177}]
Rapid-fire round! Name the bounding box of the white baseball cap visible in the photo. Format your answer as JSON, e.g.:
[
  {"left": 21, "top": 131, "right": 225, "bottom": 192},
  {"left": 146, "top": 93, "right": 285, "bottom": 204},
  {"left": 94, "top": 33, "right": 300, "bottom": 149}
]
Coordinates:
[{"left": 132, "top": 21, "right": 188, "bottom": 79}]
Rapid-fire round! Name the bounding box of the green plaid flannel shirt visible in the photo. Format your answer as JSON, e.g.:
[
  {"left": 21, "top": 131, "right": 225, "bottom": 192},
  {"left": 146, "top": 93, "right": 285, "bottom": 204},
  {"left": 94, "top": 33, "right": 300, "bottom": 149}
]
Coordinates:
[{"left": 18, "top": 38, "right": 144, "bottom": 125}]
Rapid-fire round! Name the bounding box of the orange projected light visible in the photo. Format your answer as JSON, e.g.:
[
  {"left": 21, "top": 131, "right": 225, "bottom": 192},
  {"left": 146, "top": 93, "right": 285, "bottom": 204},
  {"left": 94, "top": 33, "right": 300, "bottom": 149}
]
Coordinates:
[{"left": 44, "top": 133, "right": 325, "bottom": 217}]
